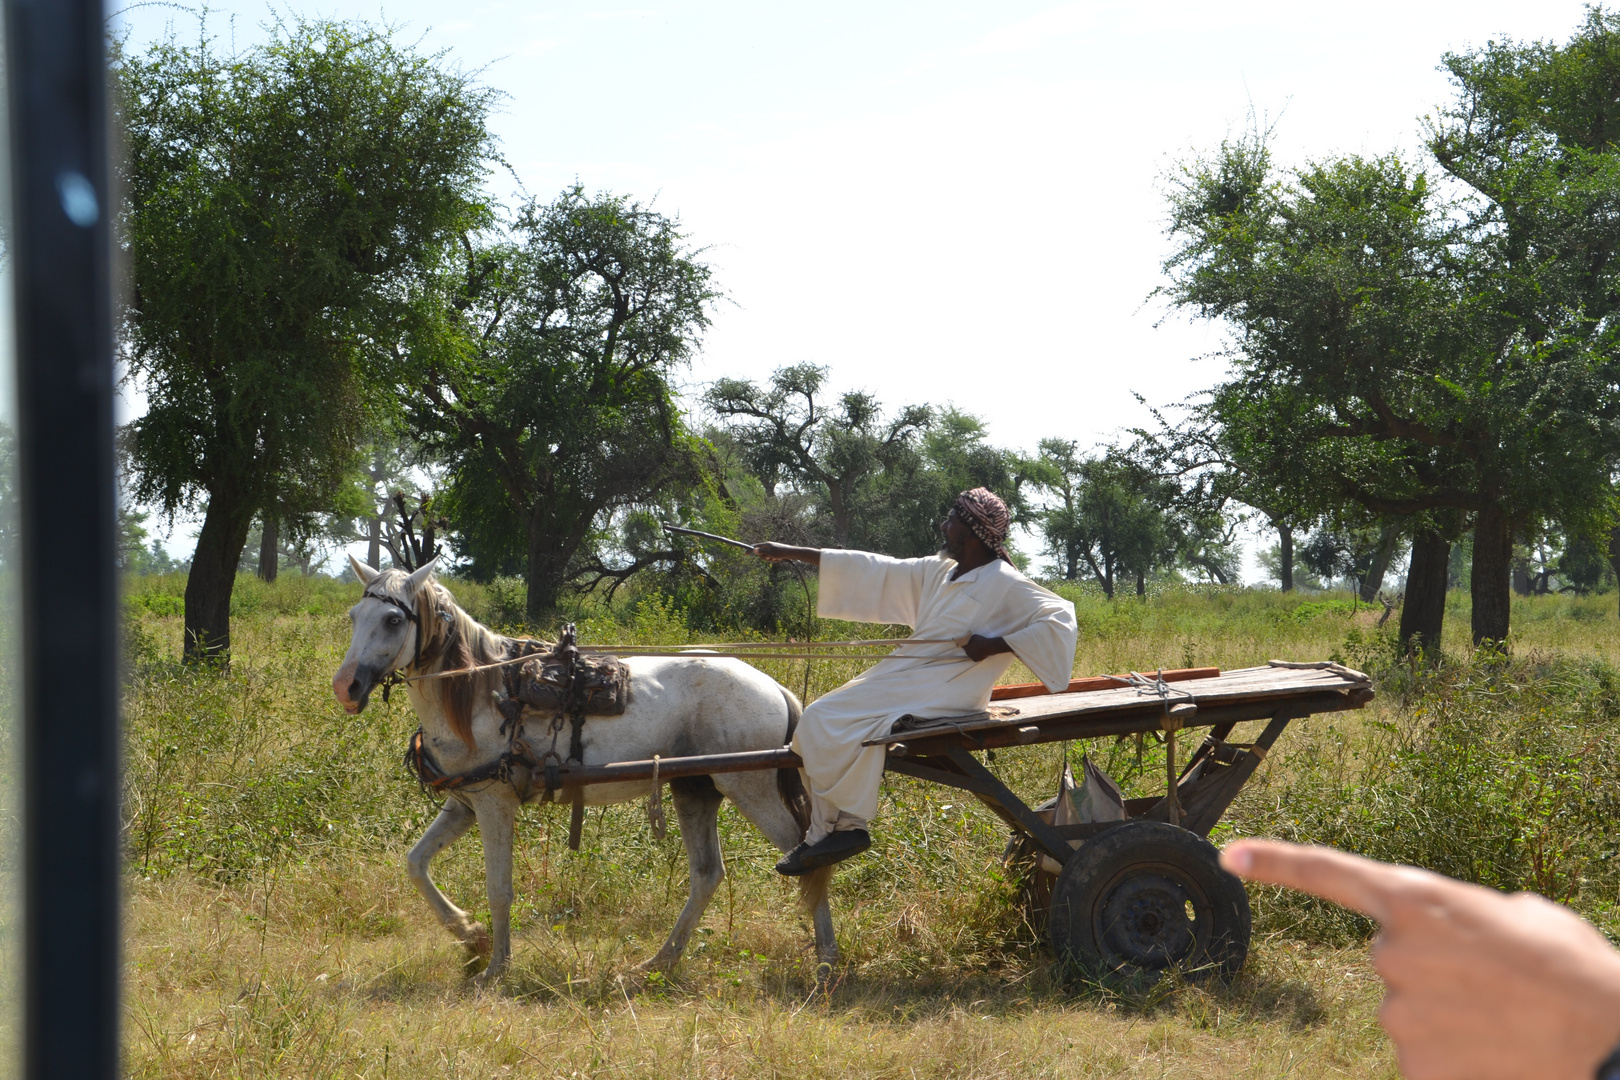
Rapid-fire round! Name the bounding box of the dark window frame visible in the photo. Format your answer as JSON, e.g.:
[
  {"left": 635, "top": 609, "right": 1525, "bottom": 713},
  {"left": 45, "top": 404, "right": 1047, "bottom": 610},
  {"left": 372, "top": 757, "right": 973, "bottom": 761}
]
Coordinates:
[{"left": 5, "top": 0, "right": 120, "bottom": 1076}]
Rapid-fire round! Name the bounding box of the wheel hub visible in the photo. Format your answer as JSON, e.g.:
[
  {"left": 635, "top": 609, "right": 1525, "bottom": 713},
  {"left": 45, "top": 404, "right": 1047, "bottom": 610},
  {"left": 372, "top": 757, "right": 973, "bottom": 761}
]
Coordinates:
[{"left": 1097, "top": 870, "right": 1199, "bottom": 967}]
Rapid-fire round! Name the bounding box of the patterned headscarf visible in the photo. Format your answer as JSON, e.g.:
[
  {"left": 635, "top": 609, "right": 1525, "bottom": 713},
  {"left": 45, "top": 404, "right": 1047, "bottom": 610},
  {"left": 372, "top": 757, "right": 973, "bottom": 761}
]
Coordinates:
[{"left": 952, "top": 487, "right": 1014, "bottom": 564}]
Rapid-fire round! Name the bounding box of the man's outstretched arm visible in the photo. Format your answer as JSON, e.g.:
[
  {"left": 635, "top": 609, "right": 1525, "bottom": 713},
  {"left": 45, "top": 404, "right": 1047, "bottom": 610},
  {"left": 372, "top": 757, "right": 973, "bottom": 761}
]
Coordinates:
[
  {"left": 1222, "top": 838, "right": 1620, "bottom": 1080},
  {"left": 753, "top": 542, "right": 820, "bottom": 567}
]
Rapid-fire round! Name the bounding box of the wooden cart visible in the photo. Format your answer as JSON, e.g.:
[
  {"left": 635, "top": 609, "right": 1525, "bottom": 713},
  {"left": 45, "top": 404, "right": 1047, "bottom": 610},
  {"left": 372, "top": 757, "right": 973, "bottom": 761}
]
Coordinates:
[{"left": 544, "top": 661, "right": 1374, "bottom": 980}]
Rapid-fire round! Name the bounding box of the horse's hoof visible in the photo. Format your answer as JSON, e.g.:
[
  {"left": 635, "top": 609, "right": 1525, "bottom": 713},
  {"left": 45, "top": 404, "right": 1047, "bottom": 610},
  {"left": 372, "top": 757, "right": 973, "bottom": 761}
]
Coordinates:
[
  {"left": 460, "top": 923, "right": 491, "bottom": 959},
  {"left": 472, "top": 966, "right": 502, "bottom": 990}
]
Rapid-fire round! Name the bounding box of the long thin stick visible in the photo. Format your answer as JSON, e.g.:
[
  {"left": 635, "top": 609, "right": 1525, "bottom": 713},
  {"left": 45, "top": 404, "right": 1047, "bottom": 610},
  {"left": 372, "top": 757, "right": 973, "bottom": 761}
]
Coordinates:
[{"left": 660, "top": 523, "right": 757, "bottom": 553}]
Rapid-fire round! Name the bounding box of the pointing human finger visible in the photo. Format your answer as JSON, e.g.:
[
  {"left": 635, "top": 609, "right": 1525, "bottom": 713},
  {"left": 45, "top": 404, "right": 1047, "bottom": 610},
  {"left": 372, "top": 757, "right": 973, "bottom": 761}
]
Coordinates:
[{"left": 1221, "top": 839, "right": 1399, "bottom": 923}]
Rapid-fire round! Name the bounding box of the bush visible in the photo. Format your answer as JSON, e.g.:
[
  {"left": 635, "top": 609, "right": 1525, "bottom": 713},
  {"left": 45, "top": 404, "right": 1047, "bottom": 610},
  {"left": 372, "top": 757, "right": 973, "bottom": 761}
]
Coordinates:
[{"left": 1231, "top": 650, "right": 1620, "bottom": 943}]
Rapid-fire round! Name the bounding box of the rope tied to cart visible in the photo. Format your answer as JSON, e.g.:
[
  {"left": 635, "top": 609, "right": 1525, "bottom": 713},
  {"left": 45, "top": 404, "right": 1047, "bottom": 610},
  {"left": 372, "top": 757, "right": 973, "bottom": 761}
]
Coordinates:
[
  {"left": 1101, "top": 669, "right": 1198, "bottom": 827},
  {"left": 1104, "top": 669, "right": 1198, "bottom": 706}
]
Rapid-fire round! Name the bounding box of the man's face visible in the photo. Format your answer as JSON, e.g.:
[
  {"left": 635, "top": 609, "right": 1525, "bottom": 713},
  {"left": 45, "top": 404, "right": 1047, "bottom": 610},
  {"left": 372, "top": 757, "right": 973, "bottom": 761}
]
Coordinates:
[{"left": 940, "top": 508, "right": 973, "bottom": 560}]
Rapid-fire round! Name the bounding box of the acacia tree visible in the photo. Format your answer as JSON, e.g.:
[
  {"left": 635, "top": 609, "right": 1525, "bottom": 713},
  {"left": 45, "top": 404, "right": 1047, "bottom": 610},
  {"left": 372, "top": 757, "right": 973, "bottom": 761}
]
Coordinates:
[
  {"left": 1026, "top": 447, "right": 1178, "bottom": 596},
  {"left": 706, "top": 365, "right": 932, "bottom": 549},
  {"left": 1163, "top": 123, "right": 1620, "bottom": 650},
  {"left": 858, "top": 408, "right": 1028, "bottom": 556},
  {"left": 118, "top": 20, "right": 495, "bottom": 659},
  {"left": 1129, "top": 394, "right": 1317, "bottom": 593},
  {"left": 411, "top": 187, "right": 717, "bottom": 620}
]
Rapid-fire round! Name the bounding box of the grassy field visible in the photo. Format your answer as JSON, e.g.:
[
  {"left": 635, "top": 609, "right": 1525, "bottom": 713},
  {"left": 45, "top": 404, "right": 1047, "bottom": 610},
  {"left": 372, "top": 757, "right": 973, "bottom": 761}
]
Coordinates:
[{"left": 119, "top": 574, "right": 1620, "bottom": 1078}]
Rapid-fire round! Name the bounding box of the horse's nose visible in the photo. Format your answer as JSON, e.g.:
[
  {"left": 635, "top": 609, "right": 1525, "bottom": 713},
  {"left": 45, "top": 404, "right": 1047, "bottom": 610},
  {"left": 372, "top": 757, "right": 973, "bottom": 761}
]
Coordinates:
[{"left": 333, "top": 661, "right": 360, "bottom": 709}]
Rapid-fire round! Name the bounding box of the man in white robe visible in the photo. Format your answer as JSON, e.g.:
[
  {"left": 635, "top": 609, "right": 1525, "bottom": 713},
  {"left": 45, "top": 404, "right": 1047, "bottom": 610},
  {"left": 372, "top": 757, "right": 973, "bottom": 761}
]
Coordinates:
[{"left": 756, "top": 487, "right": 1078, "bottom": 874}]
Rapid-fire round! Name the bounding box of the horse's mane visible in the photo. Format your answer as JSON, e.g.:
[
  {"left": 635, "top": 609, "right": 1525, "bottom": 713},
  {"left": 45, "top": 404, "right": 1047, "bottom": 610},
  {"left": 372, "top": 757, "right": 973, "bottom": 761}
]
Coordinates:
[{"left": 367, "top": 570, "right": 549, "bottom": 750}]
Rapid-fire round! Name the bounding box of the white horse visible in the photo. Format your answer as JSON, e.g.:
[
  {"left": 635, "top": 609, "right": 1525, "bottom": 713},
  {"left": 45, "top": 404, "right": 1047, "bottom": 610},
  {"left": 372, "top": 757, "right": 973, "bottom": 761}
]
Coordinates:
[{"left": 332, "top": 557, "right": 838, "bottom": 984}]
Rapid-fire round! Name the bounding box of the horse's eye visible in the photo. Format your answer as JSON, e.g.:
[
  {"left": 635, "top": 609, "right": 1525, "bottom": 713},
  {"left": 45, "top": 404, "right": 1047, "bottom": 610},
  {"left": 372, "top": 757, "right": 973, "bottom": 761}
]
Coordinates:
[{"left": 388, "top": 614, "right": 403, "bottom": 627}]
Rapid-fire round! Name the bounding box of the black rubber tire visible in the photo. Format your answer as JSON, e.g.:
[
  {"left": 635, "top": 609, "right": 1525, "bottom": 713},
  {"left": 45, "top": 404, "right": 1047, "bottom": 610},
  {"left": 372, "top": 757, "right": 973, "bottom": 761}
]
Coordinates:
[{"left": 1048, "top": 821, "right": 1250, "bottom": 981}]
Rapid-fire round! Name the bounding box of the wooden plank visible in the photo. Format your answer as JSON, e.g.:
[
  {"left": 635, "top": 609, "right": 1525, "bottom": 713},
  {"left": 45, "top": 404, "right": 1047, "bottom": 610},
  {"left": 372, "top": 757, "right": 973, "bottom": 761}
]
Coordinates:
[
  {"left": 540, "top": 662, "right": 1373, "bottom": 787},
  {"left": 865, "top": 663, "right": 1371, "bottom": 746},
  {"left": 545, "top": 746, "right": 801, "bottom": 788},
  {"left": 891, "top": 691, "right": 1362, "bottom": 756},
  {"left": 990, "top": 666, "right": 1220, "bottom": 701}
]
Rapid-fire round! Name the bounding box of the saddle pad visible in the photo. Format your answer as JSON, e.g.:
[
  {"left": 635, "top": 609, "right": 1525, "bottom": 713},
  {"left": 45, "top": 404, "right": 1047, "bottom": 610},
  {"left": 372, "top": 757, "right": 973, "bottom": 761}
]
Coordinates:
[{"left": 512, "top": 653, "right": 631, "bottom": 716}]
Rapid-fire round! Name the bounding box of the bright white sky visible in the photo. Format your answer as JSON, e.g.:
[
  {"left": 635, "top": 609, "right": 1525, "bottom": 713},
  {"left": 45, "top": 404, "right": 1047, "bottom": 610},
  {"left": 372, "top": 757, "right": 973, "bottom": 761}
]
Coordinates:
[{"left": 113, "top": 0, "right": 1601, "bottom": 575}]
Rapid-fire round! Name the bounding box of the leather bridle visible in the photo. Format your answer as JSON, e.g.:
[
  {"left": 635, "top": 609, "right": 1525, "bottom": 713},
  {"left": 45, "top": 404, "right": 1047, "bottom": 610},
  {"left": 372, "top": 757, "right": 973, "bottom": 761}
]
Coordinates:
[{"left": 363, "top": 587, "right": 423, "bottom": 703}]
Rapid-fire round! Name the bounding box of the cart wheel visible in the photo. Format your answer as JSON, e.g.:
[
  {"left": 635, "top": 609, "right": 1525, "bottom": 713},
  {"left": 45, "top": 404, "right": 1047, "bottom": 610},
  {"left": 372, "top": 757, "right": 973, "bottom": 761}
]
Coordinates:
[{"left": 1048, "top": 821, "right": 1250, "bottom": 981}]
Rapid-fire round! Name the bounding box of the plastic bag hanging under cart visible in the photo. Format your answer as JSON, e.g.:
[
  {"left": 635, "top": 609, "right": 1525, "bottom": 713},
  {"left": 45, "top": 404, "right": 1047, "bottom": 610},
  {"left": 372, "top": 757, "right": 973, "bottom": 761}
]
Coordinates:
[{"left": 1035, "top": 756, "right": 1126, "bottom": 876}]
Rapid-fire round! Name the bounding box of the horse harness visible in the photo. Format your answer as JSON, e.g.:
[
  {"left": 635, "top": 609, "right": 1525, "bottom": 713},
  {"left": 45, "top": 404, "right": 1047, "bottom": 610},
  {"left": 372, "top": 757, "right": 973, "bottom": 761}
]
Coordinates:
[
  {"left": 403, "top": 623, "right": 631, "bottom": 851},
  {"left": 365, "top": 586, "right": 451, "bottom": 706}
]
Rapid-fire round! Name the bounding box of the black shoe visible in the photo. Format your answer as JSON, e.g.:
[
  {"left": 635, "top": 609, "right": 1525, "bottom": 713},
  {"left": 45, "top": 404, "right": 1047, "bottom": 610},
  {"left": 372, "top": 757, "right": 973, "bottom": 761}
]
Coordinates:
[{"left": 775, "top": 829, "right": 871, "bottom": 876}]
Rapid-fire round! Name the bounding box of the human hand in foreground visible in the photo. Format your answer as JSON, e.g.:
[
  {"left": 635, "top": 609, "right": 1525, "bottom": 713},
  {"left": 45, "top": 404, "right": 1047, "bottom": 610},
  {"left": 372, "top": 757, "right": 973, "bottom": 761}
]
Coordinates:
[{"left": 1221, "top": 838, "right": 1620, "bottom": 1080}]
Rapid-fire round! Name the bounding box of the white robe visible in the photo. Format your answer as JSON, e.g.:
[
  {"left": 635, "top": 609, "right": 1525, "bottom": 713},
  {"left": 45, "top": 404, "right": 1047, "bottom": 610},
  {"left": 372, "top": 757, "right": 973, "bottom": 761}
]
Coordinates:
[{"left": 793, "top": 550, "right": 1079, "bottom": 831}]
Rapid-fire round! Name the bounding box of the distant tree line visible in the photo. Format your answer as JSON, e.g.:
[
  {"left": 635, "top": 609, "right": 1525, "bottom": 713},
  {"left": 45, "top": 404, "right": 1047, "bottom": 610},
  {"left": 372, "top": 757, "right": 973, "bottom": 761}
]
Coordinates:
[{"left": 115, "top": 12, "right": 1620, "bottom": 662}]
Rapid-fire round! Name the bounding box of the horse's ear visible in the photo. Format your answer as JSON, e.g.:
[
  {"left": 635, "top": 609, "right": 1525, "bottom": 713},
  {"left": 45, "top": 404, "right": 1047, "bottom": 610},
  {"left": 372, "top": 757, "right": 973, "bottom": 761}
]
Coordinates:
[
  {"left": 405, "top": 556, "right": 438, "bottom": 596},
  {"left": 349, "top": 553, "right": 380, "bottom": 585}
]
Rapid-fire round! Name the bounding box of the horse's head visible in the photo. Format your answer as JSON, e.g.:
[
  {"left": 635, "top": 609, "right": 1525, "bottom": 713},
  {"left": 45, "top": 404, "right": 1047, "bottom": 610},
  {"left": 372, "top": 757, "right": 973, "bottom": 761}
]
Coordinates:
[{"left": 333, "top": 554, "right": 439, "bottom": 715}]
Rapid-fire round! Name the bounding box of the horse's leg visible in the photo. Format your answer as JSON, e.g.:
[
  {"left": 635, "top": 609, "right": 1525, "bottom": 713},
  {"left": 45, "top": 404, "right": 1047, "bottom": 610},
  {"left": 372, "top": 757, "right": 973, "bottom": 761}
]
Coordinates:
[
  {"left": 714, "top": 771, "right": 841, "bottom": 965},
  {"left": 642, "top": 775, "right": 726, "bottom": 972},
  {"left": 406, "top": 799, "right": 489, "bottom": 958},
  {"left": 470, "top": 795, "right": 519, "bottom": 987}
]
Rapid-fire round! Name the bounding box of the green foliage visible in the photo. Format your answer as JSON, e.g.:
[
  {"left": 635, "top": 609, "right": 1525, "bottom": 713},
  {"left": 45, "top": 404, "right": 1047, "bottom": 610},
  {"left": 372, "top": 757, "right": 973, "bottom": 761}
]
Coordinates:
[
  {"left": 116, "top": 17, "right": 498, "bottom": 657},
  {"left": 414, "top": 187, "right": 717, "bottom": 619},
  {"left": 118, "top": 507, "right": 187, "bottom": 575},
  {"left": 1234, "top": 652, "right": 1620, "bottom": 944},
  {"left": 1024, "top": 444, "right": 1229, "bottom": 597},
  {"left": 1160, "top": 12, "right": 1620, "bottom": 647},
  {"left": 705, "top": 364, "right": 934, "bottom": 550},
  {"left": 118, "top": 17, "right": 495, "bottom": 519}
]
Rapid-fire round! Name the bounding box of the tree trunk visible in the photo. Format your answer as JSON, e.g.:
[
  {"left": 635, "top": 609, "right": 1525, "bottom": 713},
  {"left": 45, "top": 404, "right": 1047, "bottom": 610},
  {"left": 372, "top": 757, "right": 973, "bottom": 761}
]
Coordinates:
[
  {"left": 257, "top": 514, "right": 278, "bottom": 583},
  {"left": 1359, "top": 526, "right": 1398, "bottom": 602},
  {"left": 183, "top": 493, "right": 255, "bottom": 663},
  {"left": 1608, "top": 526, "right": 1620, "bottom": 616},
  {"left": 1090, "top": 555, "right": 1113, "bottom": 599},
  {"left": 1511, "top": 558, "right": 1531, "bottom": 596},
  {"left": 1399, "top": 530, "right": 1450, "bottom": 658},
  {"left": 1135, "top": 569, "right": 1146, "bottom": 596},
  {"left": 1277, "top": 522, "right": 1294, "bottom": 592},
  {"left": 525, "top": 506, "right": 568, "bottom": 624},
  {"left": 366, "top": 514, "right": 381, "bottom": 569},
  {"left": 1471, "top": 505, "right": 1512, "bottom": 649},
  {"left": 827, "top": 480, "right": 851, "bottom": 547}
]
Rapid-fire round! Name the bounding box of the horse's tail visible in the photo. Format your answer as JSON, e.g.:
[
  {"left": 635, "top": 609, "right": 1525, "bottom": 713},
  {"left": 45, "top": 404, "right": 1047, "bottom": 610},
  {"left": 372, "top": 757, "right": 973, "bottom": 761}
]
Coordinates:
[
  {"left": 775, "top": 687, "right": 832, "bottom": 913},
  {"left": 775, "top": 686, "right": 810, "bottom": 837}
]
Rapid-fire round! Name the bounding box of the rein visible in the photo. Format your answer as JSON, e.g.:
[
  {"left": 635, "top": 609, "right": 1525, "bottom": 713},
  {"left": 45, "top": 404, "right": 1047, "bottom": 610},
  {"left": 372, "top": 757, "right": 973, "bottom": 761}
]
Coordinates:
[{"left": 394, "top": 637, "right": 974, "bottom": 683}]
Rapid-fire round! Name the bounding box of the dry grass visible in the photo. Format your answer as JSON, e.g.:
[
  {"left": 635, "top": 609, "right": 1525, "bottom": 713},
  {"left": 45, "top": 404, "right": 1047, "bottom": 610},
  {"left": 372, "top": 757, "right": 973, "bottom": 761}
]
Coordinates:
[
  {"left": 125, "top": 855, "right": 1394, "bottom": 1079},
  {"left": 118, "top": 575, "right": 1620, "bottom": 1078}
]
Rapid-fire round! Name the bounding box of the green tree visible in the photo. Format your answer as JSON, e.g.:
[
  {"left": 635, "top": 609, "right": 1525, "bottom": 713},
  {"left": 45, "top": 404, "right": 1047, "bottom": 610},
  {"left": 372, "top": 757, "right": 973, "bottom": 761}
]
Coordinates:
[
  {"left": 411, "top": 188, "right": 718, "bottom": 620},
  {"left": 1163, "top": 123, "right": 1620, "bottom": 650},
  {"left": 117, "top": 20, "right": 496, "bottom": 659},
  {"left": 706, "top": 364, "right": 932, "bottom": 548},
  {"left": 1029, "top": 450, "right": 1174, "bottom": 597}
]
